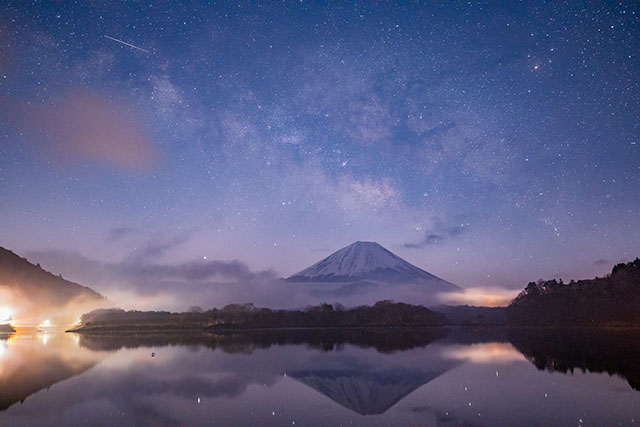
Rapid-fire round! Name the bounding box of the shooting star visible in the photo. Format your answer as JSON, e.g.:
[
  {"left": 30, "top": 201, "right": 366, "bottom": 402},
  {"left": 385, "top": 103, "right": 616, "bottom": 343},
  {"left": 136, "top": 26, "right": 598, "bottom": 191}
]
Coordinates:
[{"left": 104, "top": 35, "right": 150, "bottom": 54}]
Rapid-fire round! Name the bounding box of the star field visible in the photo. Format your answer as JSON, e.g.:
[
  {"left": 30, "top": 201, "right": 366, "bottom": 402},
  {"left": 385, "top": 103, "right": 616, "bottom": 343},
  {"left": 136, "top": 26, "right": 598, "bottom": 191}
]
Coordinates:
[{"left": 0, "top": 2, "right": 638, "bottom": 307}]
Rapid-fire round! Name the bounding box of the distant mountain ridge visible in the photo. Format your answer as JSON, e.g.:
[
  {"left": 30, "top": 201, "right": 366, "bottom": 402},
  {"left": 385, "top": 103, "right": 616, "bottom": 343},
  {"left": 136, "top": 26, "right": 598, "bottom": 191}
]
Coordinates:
[
  {"left": 0, "top": 246, "right": 105, "bottom": 318},
  {"left": 286, "top": 242, "right": 460, "bottom": 300}
]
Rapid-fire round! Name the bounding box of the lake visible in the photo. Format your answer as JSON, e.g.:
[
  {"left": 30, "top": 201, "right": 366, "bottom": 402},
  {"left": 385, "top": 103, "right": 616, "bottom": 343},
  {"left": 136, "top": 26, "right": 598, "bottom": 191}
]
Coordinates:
[{"left": 1, "top": 328, "right": 639, "bottom": 426}]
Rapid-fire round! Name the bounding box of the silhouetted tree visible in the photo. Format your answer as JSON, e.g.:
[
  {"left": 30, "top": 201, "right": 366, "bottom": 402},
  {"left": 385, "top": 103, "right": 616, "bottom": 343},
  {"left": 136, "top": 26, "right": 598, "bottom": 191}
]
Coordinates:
[{"left": 508, "top": 258, "right": 640, "bottom": 326}]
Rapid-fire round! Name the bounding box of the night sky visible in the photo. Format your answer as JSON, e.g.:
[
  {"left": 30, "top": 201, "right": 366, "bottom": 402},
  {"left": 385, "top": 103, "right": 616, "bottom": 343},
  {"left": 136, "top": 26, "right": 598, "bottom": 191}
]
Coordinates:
[{"left": 1, "top": 2, "right": 639, "bottom": 309}]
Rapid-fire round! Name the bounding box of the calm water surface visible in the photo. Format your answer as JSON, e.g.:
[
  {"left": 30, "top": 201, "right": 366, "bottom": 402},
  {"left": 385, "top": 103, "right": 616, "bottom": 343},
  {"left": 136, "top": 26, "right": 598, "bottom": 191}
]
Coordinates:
[{"left": 0, "top": 328, "right": 639, "bottom": 426}]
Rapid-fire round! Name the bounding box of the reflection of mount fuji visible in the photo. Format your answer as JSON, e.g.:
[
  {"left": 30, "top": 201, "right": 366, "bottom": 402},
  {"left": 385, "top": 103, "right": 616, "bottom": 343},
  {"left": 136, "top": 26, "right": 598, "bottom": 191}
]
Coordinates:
[
  {"left": 289, "top": 344, "right": 460, "bottom": 416},
  {"left": 290, "top": 366, "right": 452, "bottom": 415},
  {"left": 75, "top": 328, "right": 460, "bottom": 416}
]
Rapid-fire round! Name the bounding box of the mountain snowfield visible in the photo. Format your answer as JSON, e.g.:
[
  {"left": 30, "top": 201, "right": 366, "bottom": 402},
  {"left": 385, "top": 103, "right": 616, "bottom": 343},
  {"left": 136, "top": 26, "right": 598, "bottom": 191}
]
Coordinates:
[{"left": 286, "top": 241, "right": 460, "bottom": 303}]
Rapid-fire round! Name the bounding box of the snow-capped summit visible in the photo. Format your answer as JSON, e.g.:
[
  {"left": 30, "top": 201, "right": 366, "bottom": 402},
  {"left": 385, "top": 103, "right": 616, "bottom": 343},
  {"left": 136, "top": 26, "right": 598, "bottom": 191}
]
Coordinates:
[{"left": 286, "top": 241, "right": 459, "bottom": 292}]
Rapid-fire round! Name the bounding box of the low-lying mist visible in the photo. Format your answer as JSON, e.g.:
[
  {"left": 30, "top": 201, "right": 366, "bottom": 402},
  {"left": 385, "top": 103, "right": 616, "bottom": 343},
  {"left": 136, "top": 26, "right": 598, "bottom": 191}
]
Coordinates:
[
  {"left": 0, "top": 287, "right": 110, "bottom": 327},
  {"left": 21, "top": 249, "right": 516, "bottom": 318}
]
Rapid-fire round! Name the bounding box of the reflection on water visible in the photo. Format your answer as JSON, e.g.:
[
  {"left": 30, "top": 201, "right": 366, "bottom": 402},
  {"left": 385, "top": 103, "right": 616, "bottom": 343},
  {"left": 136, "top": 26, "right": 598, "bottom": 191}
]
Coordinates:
[
  {"left": 442, "top": 342, "right": 526, "bottom": 364},
  {"left": 1, "top": 328, "right": 639, "bottom": 426},
  {"left": 509, "top": 328, "right": 640, "bottom": 392},
  {"left": 0, "top": 330, "right": 103, "bottom": 412}
]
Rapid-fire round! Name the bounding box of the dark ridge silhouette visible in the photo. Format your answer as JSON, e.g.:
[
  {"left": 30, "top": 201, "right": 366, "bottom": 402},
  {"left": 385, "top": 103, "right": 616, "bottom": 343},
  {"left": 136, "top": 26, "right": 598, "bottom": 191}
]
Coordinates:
[
  {"left": 0, "top": 360, "right": 96, "bottom": 412},
  {"left": 0, "top": 246, "right": 104, "bottom": 310},
  {"left": 71, "top": 301, "right": 448, "bottom": 333},
  {"left": 77, "top": 327, "right": 449, "bottom": 354},
  {"left": 0, "top": 335, "right": 99, "bottom": 412},
  {"left": 0, "top": 325, "right": 15, "bottom": 333},
  {"left": 507, "top": 258, "right": 640, "bottom": 326},
  {"left": 509, "top": 327, "right": 640, "bottom": 391}
]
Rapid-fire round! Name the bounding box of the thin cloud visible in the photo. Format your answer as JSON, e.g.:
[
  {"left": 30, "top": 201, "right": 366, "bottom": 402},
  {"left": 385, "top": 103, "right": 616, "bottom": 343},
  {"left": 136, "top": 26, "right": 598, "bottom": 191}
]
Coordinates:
[
  {"left": 10, "top": 89, "right": 160, "bottom": 172},
  {"left": 404, "top": 218, "right": 471, "bottom": 249},
  {"left": 107, "top": 227, "right": 138, "bottom": 242},
  {"left": 25, "top": 249, "right": 293, "bottom": 311},
  {"left": 404, "top": 234, "right": 444, "bottom": 248},
  {"left": 125, "top": 229, "right": 200, "bottom": 264},
  {"left": 119, "top": 259, "right": 278, "bottom": 283},
  {"left": 24, "top": 247, "right": 464, "bottom": 312},
  {"left": 133, "top": 232, "right": 194, "bottom": 261}
]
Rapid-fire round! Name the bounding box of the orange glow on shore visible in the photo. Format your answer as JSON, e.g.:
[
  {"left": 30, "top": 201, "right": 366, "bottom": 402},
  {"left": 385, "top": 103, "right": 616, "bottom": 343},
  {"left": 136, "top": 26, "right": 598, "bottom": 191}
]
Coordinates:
[
  {"left": 7, "top": 320, "right": 30, "bottom": 330},
  {"left": 439, "top": 287, "right": 519, "bottom": 307},
  {"left": 7, "top": 318, "right": 82, "bottom": 332}
]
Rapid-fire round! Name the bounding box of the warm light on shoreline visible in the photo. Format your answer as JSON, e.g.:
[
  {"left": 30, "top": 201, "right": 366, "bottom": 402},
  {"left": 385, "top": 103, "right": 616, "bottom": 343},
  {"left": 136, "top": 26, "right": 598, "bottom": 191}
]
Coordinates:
[{"left": 438, "top": 287, "right": 519, "bottom": 307}]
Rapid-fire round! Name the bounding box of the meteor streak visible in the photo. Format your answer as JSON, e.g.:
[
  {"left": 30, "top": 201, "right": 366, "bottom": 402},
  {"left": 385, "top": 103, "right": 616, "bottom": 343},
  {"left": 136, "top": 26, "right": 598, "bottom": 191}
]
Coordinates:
[{"left": 104, "top": 35, "right": 150, "bottom": 53}]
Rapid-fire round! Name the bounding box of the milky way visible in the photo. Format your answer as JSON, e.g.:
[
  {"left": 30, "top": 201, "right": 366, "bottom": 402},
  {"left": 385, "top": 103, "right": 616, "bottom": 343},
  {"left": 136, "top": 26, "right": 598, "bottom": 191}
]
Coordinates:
[{"left": 0, "top": 2, "right": 638, "bottom": 308}]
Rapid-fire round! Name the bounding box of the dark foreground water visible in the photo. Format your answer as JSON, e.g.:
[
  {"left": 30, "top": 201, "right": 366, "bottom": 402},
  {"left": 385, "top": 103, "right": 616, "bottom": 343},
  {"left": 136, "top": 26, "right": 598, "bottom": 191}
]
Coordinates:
[{"left": 1, "top": 328, "right": 639, "bottom": 426}]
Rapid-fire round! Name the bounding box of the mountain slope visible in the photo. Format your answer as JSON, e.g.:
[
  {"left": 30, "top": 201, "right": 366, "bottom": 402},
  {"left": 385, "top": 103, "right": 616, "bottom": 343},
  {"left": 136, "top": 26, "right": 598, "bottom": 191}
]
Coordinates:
[
  {"left": 287, "top": 241, "right": 459, "bottom": 292},
  {"left": 0, "top": 246, "right": 105, "bottom": 318}
]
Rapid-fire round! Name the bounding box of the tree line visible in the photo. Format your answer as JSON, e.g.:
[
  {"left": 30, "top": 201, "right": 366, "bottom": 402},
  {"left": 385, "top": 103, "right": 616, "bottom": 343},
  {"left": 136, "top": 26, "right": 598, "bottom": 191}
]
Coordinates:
[
  {"left": 507, "top": 258, "right": 640, "bottom": 326},
  {"left": 76, "top": 300, "right": 448, "bottom": 332}
]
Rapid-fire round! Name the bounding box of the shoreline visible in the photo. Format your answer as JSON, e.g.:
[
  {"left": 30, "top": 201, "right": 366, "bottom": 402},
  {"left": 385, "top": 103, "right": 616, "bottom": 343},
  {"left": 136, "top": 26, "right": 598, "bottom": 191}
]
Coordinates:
[
  {"left": 67, "top": 323, "right": 640, "bottom": 334},
  {"left": 67, "top": 324, "right": 452, "bottom": 334}
]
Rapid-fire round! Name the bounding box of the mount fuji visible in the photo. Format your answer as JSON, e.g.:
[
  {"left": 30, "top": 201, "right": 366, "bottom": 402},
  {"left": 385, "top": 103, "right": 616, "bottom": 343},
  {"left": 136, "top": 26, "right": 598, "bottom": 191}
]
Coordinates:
[{"left": 286, "top": 241, "right": 460, "bottom": 301}]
